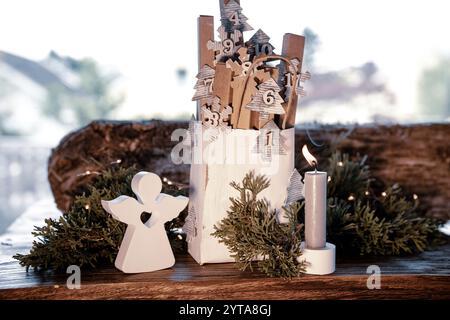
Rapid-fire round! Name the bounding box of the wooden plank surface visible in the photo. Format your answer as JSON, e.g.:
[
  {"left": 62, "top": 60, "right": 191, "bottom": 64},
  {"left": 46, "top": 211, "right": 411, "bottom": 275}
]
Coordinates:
[{"left": 0, "top": 245, "right": 449, "bottom": 300}]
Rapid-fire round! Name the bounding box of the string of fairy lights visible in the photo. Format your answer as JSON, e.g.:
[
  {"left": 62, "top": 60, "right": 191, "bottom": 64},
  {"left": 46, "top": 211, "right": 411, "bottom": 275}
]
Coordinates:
[
  {"left": 75, "top": 159, "right": 186, "bottom": 241},
  {"left": 76, "top": 158, "right": 419, "bottom": 212},
  {"left": 330, "top": 160, "right": 419, "bottom": 202},
  {"left": 76, "top": 159, "right": 183, "bottom": 188},
  {"left": 76, "top": 158, "right": 189, "bottom": 213}
]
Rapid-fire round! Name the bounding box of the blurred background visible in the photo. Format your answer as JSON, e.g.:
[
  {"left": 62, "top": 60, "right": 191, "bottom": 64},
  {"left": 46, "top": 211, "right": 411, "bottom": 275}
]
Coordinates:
[{"left": 0, "top": 0, "right": 449, "bottom": 235}]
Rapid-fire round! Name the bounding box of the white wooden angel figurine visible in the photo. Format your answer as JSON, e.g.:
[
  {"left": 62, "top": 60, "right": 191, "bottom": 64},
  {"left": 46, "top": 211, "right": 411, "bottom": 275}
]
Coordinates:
[{"left": 102, "top": 172, "right": 189, "bottom": 273}]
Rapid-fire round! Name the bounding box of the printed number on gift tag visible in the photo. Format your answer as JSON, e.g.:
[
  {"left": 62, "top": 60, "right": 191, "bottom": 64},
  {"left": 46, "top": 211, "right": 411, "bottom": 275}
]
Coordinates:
[
  {"left": 206, "top": 111, "right": 221, "bottom": 127},
  {"left": 256, "top": 43, "right": 274, "bottom": 56},
  {"left": 286, "top": 73, "right": 293, "bottom": 87},
  {"left": 203, "top": 79, "right": 214, "bottom": 93},
  {"left": 286, "top": 73, "right": 301, "bottom": 88},
  {"left": 242, "top": 61, "right": 252, "bottom": 76},
  {"left": 266, "top": 131, "right": 274, "bottom": 147},
  {"left": 222, "top": 39, "right": 234, "bottom": 54},
  {"left": 263, "top": 89, "right": 276, "bottom": 105},
  {"left": 229, "top": 12, "right": 241, "bottom": 26}
]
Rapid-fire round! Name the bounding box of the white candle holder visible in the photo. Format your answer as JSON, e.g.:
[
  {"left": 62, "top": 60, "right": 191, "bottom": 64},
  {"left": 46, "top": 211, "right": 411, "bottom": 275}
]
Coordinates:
[{"left": 297, "top": 242, "right": 336, "bottom": 275}]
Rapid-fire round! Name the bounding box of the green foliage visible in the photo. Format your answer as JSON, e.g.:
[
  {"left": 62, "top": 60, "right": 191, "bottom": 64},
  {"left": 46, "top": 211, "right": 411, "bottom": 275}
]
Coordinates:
[
  {"left": 215, "top": 152, "right": 445, "bottom": 277},
  {"left": 419, "top": 56, "right": 450, "bottom": 119},
  {"left": 15, "top": 151, "right": 445, "bottom": 275},
  {"left": 327, "top": 152, "right": 370, "bottom": 199},
  {"left": 14, "top": 166, "right": 187, "bottom": 271},
  {"left": 326, "top": 153, "right": 445, "bottom": 256},
  {"left": 43, "top": 57, "right": 124, "bottom": 127},
  {"left": 212, "top": 172, "right": 306, "bottom": 278}
]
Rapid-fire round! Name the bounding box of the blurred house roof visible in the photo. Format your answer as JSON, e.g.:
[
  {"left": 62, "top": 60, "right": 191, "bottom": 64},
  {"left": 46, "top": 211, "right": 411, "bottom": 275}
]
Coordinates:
[
  {"left": 301, "top": 62, "right": 395, "bottom": 107},
  {"left": 0, "top": 51, "right": 74, "bottom": 92}
]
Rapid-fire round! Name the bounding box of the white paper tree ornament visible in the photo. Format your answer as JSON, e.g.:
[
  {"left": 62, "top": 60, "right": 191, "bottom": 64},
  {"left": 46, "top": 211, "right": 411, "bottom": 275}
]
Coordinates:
[
  {"left": 246, "top": 78, "right": 286, "bottom": 118},
  {"left": 192, "top": 65, "right": 216, "bottom": 101},
  {"left": 201, "top": 96, "right": 232, "bottom": 129},
  {"left": 286, "top": 169, "right": 305, "bottom": 205},
  {"left": 246, "top": 29, "right": 275, "bottom": 57},
  {"left": 101, "top": 172, "right": 189, "bottom": 273},
  {"left": 207, "top": 26, "right": 242, "bottom": 65},
  {"left": 220, "top": 0, "right": 253, "bottom": 34},
  {"left": 253, "top": 120, "right": 288, "bottom": 161}
]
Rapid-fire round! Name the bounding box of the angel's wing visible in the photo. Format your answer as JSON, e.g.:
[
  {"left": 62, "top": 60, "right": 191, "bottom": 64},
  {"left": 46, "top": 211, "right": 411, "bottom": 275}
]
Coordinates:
[
  {"left": 101, "top": 196, "right": 143, "bottom": 226},
  {"left": 154, "top": 194, "right": 189, "bottom": 223}
]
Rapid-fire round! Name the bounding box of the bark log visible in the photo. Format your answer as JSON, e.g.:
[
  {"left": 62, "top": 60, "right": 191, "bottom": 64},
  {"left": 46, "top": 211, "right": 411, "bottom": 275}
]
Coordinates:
[
  {"left": 47, "top": 121, "right": 190, "bottom": 213},
  {"left": 48, "top": 121, "right": 450, "bottom": 220}
]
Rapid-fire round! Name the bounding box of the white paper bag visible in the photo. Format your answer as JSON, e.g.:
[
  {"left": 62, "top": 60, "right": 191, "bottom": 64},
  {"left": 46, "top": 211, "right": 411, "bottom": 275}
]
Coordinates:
[{"left": 183, "top": 124, "right": 295, "bottom": 265}]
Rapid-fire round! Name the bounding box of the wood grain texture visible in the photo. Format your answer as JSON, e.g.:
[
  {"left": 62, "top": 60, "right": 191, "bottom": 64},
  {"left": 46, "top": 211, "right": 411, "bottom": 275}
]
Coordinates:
[
  {"left": 236, "top": 75, "right": 257, "bottom": 129},
  {"left": 198, "top": 16, "right": 215, "bottom": 69},
  {"left": 230, "top": 75, "right": 246, "bottom": 127},
  {"left": 48, "top": 121, "right": 450, "bottom": 220},
  {"left": 197, "top": 15, "right": 215, "bottom": 118},
  {"left": 0, "top": 245, "right": 449, "bottom": 300},
  {"left": 212, "top": 62, "right": 233, "bottom": 109},
  {"left": 47, "top": 120, "right": 190, "bottom": 213},
  {"left": 298, "top": 124, "right": 450, "bottom": 220},
  {"left": 279, "top": 33, "right": 305, "bottom": 129}
]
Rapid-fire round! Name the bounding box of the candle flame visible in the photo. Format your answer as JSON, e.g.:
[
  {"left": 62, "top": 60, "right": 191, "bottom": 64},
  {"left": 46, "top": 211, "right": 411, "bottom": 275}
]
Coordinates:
[{"left": 302, "top": 145, "right": 318, "bottom": 168}]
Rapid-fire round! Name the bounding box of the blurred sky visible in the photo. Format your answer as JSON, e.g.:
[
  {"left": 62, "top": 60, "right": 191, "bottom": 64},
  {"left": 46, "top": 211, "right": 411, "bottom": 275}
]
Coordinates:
[{"left": 0, "top": 0, "right": 449, "bottom": 120}]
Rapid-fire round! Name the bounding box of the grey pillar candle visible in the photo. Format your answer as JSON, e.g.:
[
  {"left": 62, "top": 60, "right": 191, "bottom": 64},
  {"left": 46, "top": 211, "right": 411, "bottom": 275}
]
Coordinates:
[{"left": 304, "top": 171, "right": 328, "bottom": 249}]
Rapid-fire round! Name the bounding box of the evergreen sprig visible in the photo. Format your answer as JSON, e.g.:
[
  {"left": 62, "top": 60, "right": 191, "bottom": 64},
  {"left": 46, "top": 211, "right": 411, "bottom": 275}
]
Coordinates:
[
  {"left": 212, "top": 171, "right": 306, "bottom": 278},
  {"left": 14, "top": 151, "right": 446, "bottom": 276},
  {"left": 326, "top": 152, "right": 445, "bottom": 256},
  {"left": 327, "top": 152, "right": 370, "bottom": 199},
  {"left": 214, "top": 152, "right": 446, "bottom": 276}
]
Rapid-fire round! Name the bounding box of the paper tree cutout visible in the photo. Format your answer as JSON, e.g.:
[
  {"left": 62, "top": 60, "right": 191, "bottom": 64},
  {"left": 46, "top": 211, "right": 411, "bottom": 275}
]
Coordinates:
[
  {"left": 183, "top": 204, "right": 197, "bottom": 243},
  {"left": 220, "top": 0, "right": 253, "bottom": 34},
  {"left": 201, "top": 96, "right": 232, "bottom": 129},
  {"left": 246, "top": 78, "right": 285, "bottom": 119},
  {"left": 207, "top": 26, "right": 242, "bottom": 65},
  {"left": 286, "top": 169, "right": 305, "bottom": 205},
  {"left": 297, "top": 71, "right": 311, "bottom": 97},
  {"left": 281, "top": 58, "right": 311, "bottom": 100},
  {"left": 226, "top": 48, "right": 252, "bottom": 77},
  {"left": 246, "top": 29, "right": 275, "bottom": 57},
  {"left": 101, "top": 172, "right": 189, "bottom": 273},
  {"left": 253, "top": 120, "right": 287, "bottom": 161},
  {"left": 288, "top": 58, "right": 301, "bottom": 74},
  {"left": 192, "top": 65, "right": 216, "bottom": 101},
  {"left": 188, "top": 116, "right": 202, "bottom": 146}
]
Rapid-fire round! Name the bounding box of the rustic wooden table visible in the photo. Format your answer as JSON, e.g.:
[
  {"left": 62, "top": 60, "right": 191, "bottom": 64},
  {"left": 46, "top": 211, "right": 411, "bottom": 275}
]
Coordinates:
[
  {"left": 0, "top": 201, "right": 449, "bottom": 300},
  {"left": 0, "top": 245, "right": 449, "bottom": 300}
]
